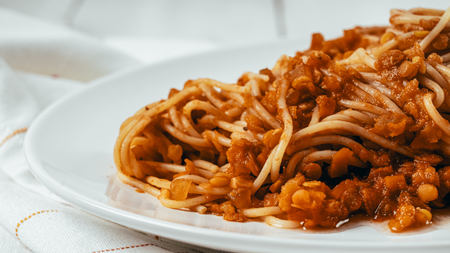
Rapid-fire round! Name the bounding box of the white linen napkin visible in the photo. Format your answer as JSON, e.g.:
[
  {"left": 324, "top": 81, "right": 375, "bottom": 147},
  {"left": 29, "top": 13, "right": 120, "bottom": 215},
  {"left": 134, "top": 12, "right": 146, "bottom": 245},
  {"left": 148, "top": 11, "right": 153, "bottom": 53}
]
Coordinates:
[{"left": 0, "top": 7, "right": 226, "bottom": 253}]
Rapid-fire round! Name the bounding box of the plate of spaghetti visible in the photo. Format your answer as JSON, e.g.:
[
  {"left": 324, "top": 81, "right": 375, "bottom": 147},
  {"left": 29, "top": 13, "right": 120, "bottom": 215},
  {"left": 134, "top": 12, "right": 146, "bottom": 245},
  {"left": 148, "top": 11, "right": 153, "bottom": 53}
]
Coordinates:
[{"left": 26, "top": 6, "right": 450, "bottom": 253}]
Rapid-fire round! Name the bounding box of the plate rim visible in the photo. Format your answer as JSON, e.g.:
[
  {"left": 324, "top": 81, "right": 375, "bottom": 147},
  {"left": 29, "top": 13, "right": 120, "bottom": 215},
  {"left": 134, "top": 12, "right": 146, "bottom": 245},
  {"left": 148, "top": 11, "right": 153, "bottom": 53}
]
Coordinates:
[{"left": 24, "top": 39, "right": 450, "bottom": 253}]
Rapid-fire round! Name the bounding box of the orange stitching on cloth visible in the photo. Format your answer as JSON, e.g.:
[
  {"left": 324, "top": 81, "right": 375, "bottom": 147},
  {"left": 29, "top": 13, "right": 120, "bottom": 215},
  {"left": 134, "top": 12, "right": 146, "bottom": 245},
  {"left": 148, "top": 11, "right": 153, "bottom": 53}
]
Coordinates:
[
  {"left": 15, "top": 210, "right": 58, "bottom": 240},
  {"left": 0, "top": 127, "right": 28, "bottom": 148},
  {"left": 93, "top": 244, "right": 150, "bottom": 252},
  {"left": 92, "top": 243, "right": 194, "bottom": 253}
]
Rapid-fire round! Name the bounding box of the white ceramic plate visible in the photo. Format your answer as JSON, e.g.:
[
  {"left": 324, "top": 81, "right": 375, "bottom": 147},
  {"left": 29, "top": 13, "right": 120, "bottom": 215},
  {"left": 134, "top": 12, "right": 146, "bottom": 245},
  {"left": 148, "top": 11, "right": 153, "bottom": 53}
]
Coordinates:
[{"left": 25, "top": 40, "right": 450, "bottom": 253}]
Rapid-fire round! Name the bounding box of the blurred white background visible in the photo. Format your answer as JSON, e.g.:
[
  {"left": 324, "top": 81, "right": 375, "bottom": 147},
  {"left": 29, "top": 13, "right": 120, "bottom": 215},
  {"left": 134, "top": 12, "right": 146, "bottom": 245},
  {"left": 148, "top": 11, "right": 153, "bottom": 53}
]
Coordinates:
[{"left": 0, "top": 0, "right": 448, "bottom": 64}]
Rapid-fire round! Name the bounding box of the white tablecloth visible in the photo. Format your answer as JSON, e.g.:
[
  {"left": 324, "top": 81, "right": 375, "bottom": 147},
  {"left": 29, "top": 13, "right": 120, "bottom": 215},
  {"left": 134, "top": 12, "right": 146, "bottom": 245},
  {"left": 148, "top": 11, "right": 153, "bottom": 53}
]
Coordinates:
[{"left": 0, "top": 7, "right": 227, "bottom": 253}]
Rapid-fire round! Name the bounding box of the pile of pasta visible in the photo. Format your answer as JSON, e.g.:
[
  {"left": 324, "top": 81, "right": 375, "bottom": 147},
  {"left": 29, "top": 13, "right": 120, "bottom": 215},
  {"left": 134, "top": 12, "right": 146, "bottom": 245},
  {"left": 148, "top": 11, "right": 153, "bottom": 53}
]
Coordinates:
[{"left": 114, "top": 7, "right": 450, "bottom": 232}]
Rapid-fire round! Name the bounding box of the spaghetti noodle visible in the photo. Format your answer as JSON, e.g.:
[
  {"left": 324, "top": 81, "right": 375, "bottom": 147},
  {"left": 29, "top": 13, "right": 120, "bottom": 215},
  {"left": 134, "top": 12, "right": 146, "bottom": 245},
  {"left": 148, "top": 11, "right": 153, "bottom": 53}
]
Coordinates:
[{"left": 114, "top": 6, "right": 450, "bottom": 232}]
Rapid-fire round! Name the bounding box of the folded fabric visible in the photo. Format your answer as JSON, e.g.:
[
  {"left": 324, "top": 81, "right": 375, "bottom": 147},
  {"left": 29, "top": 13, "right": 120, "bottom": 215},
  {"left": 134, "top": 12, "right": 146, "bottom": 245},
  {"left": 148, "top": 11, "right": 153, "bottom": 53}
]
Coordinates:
[{"left": 0, "top": 7, "right": 226, "bottom": 253}]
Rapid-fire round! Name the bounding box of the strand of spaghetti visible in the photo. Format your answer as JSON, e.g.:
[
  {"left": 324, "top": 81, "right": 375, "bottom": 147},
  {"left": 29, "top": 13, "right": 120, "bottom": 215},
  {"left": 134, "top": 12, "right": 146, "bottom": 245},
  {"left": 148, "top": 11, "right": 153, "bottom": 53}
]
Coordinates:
[
  {"left": 225, "top": 107, "right": 243, "bottom": 118},
  {"left": 322, "top": 114, "right": 360, "bottom": 124},
  {"left": 175, "top": 174, "right": 209, "bottom": 184},
  {"left": 231, "top": 131, "right": 256, "bottom": 142},
  {"left": 197, "top": 115, "right": 246, "bottom": 133},
  {"left": 192, "top": 78, "right": 249, "bottom": 94},
  {"left": 252, "top": 97, "right": 283, "bottom": 129},
  {"left": 203, "top": 130, "right": 232, "bottom": 148},
  {"left": 156, "top": 130, "right": 175, "bottom": 149},
  {"left": 117, "top": 171, "right": 160, "bottom": 197},
  {"left": 290, "top": 120, "right": 414, "bottom": 157},
  {"left": 425, "top": 63, "right": 450, "bottom": 108},
  {"left": 340, "top": 64, "right": 375, "bottom": 73},
  {"left": 128, "top": 151, "right": 145, "bottom": 179},
  {"left": 301, "top": 150, "right": 341, "bottom": 165},
  {"left": 217, "top": 119, "right": 246, "bottom": 133},
  {"left": 184, "top": 184, "right": 231, "bottom": 195},
  {"left": 323, "top": 66, "right": 374, "bottom": 102},
  {"left": 347, "top": 83, "right": 380, "bottom": 105},
  {"left": 224, "top": 91, "right": 266, "bottom": 123},
  {"left": 144, "top": 161, "right": 185, "bottom": 173},
  {"left": 158, "top": 190, "right": 223, "bottom": 209},
  {"left": 338, "top": 50, "right": 363, "bottom": 66},
  {"left": 243, "top": 206, "right": 283, "bottom": 218},
  {"left": 372, "top": 38, "right": 399, "bottom": 58},
  {"left": 285, "top": 149, "right": 314, "bottom": 179},
  {"left": 301, "top": 150, "right": 368, "bottom": 168},
  {"left": 183, "top": 100, "right": 232, "bottom": 123},
  {"left": 309, "top": 104, "right": 320, "bottom": 126},
  {"left": 271, "top": 54, "right": 290, "bottom": 79},
  {"left": 297, "top": 101, "right": 316, "bottom": 111},
  {"left": 219, "top": 163, "right": 230, "bottom": 172},
  {"left": 248, "top": 73, "right": 269, "bottom": 93},
  {"left": 168, "top": 106, "right": 183, "bottom": 131},
  {"left": 196, "top": 168, "right": 215, "bottom": 179},
  {"left": 360, "top": 72, "right": 382, "bottom": 82},
  {"left": 120, "top": 116, "right": 152, "bottom": 178},
  {"left": 201, "top": 130, "right": 225, "bottom": 152},
  {"left": 180, "top": 114, "right": 202, "bottom": 138},
  {"left": 233, "top": 120, "right": 247, "bottom": 127},
  {"left": 390, "top": 10, "right": 450, "bottom": 26},
  {"left": 373, "top": 31, "right": 417, "bottom": 58},
  {"left": 146, "top": 177, "right": 230, "bottom": 195},
  {"left": 198, "top": 83, "right": 227, "bottom": 109},
  {"left": 114, "top": 117, "right": 139, "bottom": 176},
  {"left": 190, "top": 205, "right": 207, "bottom": 214},
  {"left": 353, "top": 80, "right": 403, "bottom": 114},
  {"left": 359, "top": 110, "right": 380, "bottom": 119},
  {"left": 161, "top": 121, "right": 210, "bottom": 147},
  {"left": 409, "top": 7, "right": 445, "bottom": 16},
  {"left": 420, "top": 6, "right": 450, "bottom": 50},
  {"left": 262, "top": 216, "right": 300, "bottom": 229},
  {"left": 271, "top": 80, "right": 293, "bottom": 182},
  {"left": 356, "top": 48, "right": 376, "bottom": 70},
  {"left": 251, "top": 144, "right": 278, "bottom": 194},
  {"left": 338, "top": 99, "right": 388, "bottom": 115},
  {"left": 368, "top": 83, "right": 394, "bottom": 101},
  {"left": 349, "top": 64, "right": 377, "bottom": 72},
  {"left": 144, "top": 86, "right": 201, "bottom": 117},
  {"left": 247, "top": 79, "right": 261, "bottom": 97},
  {"left": 144, "top": 161, "right": 215, "bottom": 178},
  {"left": 423, "top": 93, "right": 450, "bottom": 136},
  {"left": 435, "top": 64, "right": 450, "bottom": 81},
  {"left": 230, "top": 131, "right": 257, "bottom": 142},
  {"left": 192, "top": 160, "right": 219, "bottom": 172},
  {"left": 130, "top": 136, "right": 153, "bottom": 148},
  {"left": 426, "top": 63, "right": 450, "bottom": 91},
  {"left": 417, "top": 75, "right": 445, "bottom": 107},
  {"left": 222, "top": 90, "right": 244, "bottom": 106},
  {"left": 244, "top": 71, "right": 270, "bottom": 82},
  {"left": 252, "top": 131, "right": 264, "bottom": 141},
  {"left": 442, "top": 52, "right": 450, "bottom": 62},
  {"left": 361, "top": 72, "right": 398, "bottom": 90},
  {"left": 133, "top": 101, "right": 163, "bottom": 117},
  {"left": 120, "top": 116, "right": 136, "bottom": 131},
  {"left": 339, "top": 109, "right": 375, "bottom": 125},
  {"left": 286, "top": 135, "right": 371, "bottom": 163}
]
